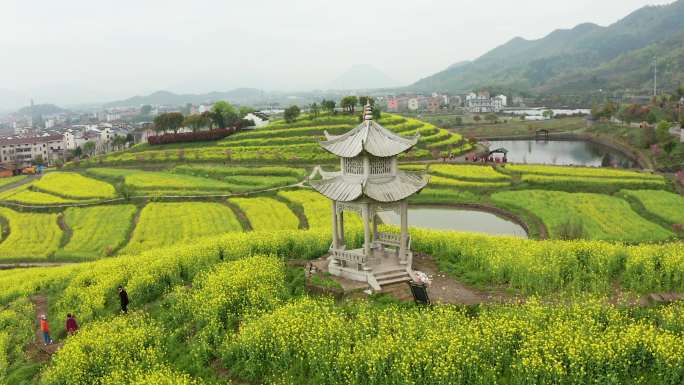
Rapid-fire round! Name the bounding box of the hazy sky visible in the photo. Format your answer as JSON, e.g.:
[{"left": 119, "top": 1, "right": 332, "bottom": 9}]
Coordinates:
[{"left": 0, "top": 0, "right": 675, "bottom": 105}]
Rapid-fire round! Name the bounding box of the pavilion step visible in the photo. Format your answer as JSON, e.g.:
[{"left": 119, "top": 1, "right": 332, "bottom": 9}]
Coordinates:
[
  {"left": 377, "top": 275, "right": 411, "bottom": 287},
  {"left": 376, "top": 270, "right": 411, "bottom": 287},
  {"left": 375, "top": 269, "right": 408, "bottom": 280}
]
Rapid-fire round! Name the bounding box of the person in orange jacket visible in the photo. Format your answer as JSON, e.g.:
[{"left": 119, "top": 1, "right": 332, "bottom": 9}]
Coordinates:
[{"left": 40, "top": 315, "right": 53, "bottom": 345}]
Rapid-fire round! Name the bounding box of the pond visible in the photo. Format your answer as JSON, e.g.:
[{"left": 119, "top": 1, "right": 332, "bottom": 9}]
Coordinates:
[
  {"left": 377, "top": 207, "right": 528, "bottom": 238},
  {"left": 485, "top": 139, "right": 636, "bottom": 168}
]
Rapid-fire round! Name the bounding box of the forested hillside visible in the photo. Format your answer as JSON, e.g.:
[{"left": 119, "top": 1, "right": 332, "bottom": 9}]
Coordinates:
[{"left": 412, "top": 0, "right": 684, "bottom": 95}]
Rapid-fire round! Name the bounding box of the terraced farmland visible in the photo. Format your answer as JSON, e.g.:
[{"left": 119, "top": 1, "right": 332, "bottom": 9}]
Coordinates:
[
  {"left": 0, "top": 208, "right": 62, "bottom": 260},
  {"left": 56, "top": 205, "right": 138, "bottom": 260},
  {"left": 31, "top": 172, "right": 117, "bottom": 199},
  {"left": 120, "top": 202, "right": 243, "bottom": 255},
  {"left": 228, "top": 197, "right": 300, "bottom": 231},
  {"left": 491, "top": 190, "right": 675, "bottom": 242}
]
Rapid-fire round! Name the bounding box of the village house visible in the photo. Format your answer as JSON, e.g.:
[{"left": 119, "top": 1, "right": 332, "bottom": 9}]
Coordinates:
[{"left": 0, "top": 134, "right": 66, "bottom": 167}]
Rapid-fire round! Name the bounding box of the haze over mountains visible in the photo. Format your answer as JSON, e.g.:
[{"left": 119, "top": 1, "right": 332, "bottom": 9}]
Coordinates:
[
  {"left": 411, "top": 0, "right": 684, "bottom": 95},
  {"left": 327, "top": 64, "right": 400, "bottom": 91}
]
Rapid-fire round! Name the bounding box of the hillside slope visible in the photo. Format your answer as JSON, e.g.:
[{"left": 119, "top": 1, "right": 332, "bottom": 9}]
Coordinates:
[{"left": 412, "top": 0, "right": 684, "bottom": 95}]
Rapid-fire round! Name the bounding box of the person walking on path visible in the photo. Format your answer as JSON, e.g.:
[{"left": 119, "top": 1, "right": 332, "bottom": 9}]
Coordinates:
[
  {"left": 118, "top": 286, "right": 129, "bottom": 314},
  {"left": 66, "top": 314, "right": 78, "bottom": 335},
  {"left": 40, "top": 315, "right": 53, "bottom": 345}
]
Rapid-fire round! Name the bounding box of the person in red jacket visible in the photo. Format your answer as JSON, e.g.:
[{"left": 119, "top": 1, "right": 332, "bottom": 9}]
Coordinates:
[
  {"left": 40, "top": 315, "right": 53, "bottom": 345},
  {"left": 66, "top": 314, "right": 79, "bottom": 335}
]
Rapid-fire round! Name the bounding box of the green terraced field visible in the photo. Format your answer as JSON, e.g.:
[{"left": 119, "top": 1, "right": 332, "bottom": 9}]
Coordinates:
[
  {"left": 32, "top": 172, "right": 117, "bottom": 199},
  {"left": 0, "top": 208, "right": 62, "bottom": 260},
  {"left": 120, "top": 202, "right": 243, "bottom": 255},
  {"left": 56, "top": 205, "right": 138, "bottom": 259},
  {"left": 228, "top": 197, "right": 300, "bottom": 231},
  {"left": 620, "top": 189, "right": 684, "bottom": 225},
  {"left": 491, "top": 190, "right": 674, "bottom": 242}
]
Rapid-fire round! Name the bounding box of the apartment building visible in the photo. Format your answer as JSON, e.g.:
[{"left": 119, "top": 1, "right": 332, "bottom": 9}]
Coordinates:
[{"left": 0, "top": 135, "right": 66, "bottom": 167}]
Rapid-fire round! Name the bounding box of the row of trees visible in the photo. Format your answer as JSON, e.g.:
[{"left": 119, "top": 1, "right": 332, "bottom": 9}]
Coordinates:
[
  {"left": 152, "top": 101, "right": 255, "bottom": 134},
  {"left": 281, "top": 96, "right": 379, "bottom": 123}
]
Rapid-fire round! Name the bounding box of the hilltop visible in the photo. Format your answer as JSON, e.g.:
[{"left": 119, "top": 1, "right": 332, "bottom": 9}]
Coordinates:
[{"left": 411, "top": 0, "right": 684, "bottom": 95}]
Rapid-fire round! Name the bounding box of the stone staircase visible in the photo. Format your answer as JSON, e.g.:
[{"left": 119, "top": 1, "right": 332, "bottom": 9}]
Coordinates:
[{"left": 375, "top": 268, "right": 412, "bottom": 287}]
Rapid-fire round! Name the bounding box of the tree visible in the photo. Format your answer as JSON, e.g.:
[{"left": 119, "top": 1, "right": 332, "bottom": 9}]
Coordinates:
[
  {"left": 154, "top": 112, "right": 184, "bottom": 134},
  {"left": 542, "top": 110, "right": 554, "bottom": 119},
  {"left": 656, "top": 120, "right": 671, "bottom": 142},
  {"left": 83, "top": 141, "right": 96, "bottom": 156},
  {"left": 473, "top": 115, "right": 481, "bottom": 123},
  {"left": 183, "top": 114, "right": 211, "bottom": 132},
  {"left": 321, "top": 100, "right": 336, "bottom": 113},
  {"left": 140, "top": 105, "right": 152, "bottom": 115},
  {"left": 358, "top": 96, "right": 375, "bottom": 106},
  {"left": 239, "top": 106, "right": 255, "bottom": 118},
  {"left": 372, "top": 106, "right": 381, "bottom": 120},
  {"left": 201, "top": 111, "right": 214, "bottom": 129},
  {"left": 125, "top": 133, "right": 135, "bottom": 145},
  {"left": 484, "top": 113, "right": 498, "bottom": 124},
  {"left": 34, "top": 154, "right": 44, "bottom": 166},
  {"left": 283, "top": 105, "right": 301, "bottom": 123},
  {"left": 309, "top": 103, "right": 320, "bottom": 119},
  {"left": 642, "top": 126, "right": 657, "bottom": 148},
  {"left": 340, "top": 96, "right": 358, "bottom": 114},
  {"left": 211, "top": 101, "right": 238, "bottom": 129},
  {"left": 71, "top": 146, "right": 83, "bottom": 158}
]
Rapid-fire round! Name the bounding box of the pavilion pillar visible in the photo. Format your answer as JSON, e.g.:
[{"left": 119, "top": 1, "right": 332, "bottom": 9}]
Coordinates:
[
  {"left": 362, "top": 203, "right": 371, "bottom": 258},
  {"left": 338, "top": 210, "right": 345, "bottom": 247},
  {"left": 399, "top": 200, "right": 408, "bottom": 264},
  {"left": 372, "top": 210, "right": 378, "bottom": 241},
  {"left": 331, "top": 200, "right": 339, "bottom": 250}
]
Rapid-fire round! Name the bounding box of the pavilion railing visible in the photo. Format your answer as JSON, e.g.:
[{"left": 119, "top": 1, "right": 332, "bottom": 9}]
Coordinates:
[{"left": 330, "top": 249, "right": 369, "bottom": 270}]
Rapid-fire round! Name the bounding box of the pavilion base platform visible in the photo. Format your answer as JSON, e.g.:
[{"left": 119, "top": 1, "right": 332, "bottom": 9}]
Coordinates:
[{"left": 327, "top": 247, "right": 417, "bottom": 291}]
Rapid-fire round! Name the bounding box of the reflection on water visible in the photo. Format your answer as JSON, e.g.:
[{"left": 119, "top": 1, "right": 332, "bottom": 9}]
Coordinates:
[
  {"left": 377, "top": 208, "right": 527, "bottom": 238},
  {"left": 486, "top": 140, "right": 635, "bottom": 168}
]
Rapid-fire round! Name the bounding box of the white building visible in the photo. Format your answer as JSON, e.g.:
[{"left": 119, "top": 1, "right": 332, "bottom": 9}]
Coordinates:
[
  {"left": 407, "top": 98, "right": 419, "bottom": 111},
  {"left": 0, "top": 135, "right": 66, "bottom": 167},
  {"left": 466, "top": 92, "right": 506, "bottom": 113},
  {"left": 244, "top": 112, "right": 270, "bottom": 127}
]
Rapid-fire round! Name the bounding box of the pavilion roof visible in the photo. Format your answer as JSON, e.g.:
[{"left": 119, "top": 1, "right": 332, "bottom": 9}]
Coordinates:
[
  {"left": 309, "top": 170, "right": 429, "bottom": 203},
  {"left": 319, "top": 106, "right": 418, "bottom": 158}
]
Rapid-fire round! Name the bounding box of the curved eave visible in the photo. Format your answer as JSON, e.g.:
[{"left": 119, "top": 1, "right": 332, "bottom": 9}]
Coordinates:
[
  {"left": 309, "top": 171, "right": 429, "bottom": 203},
  {"left": 309, "top": 176, "right": 363, "bottom": 202},
  {"left": 364, "top": 171, "right": 429, "bottom": 202},
  {"left": 319, "top": 121, "right": 419, "bottom": 158}
]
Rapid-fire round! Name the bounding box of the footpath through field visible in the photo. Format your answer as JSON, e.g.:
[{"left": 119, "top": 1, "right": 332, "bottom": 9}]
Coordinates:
[
  {"left": 27, "top": 295, "right": 62, "bottom": 361},
  {"left": 0, "top": 174, "right": 40, "bottom": 193}
]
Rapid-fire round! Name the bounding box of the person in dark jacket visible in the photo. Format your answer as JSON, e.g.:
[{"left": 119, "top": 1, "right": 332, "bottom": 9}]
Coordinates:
[
  {"left": 118, "top": 286, "right": 129, "bottom": 313},
  {"left": 66, "top": 313, "right": 79, "bottom": 335}
]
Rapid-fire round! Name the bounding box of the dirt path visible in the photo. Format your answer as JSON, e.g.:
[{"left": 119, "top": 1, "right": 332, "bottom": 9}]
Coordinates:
[
  {"left": 27, "top": 295, "right": 62, "bottom": 362},
  {"left": 0, "top": 174, "right": 41, "bottom": 193},
  {"left": 381, "top": 253, "right": 519, "bottom": 305},
  {"left": 0, "top": 262, "right": 70, "bottom": 270}
]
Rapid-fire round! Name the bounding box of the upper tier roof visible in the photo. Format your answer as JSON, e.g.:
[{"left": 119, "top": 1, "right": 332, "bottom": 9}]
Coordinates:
[
  {"left": 319, "top": 106, "right": 419, "bottom": 158},
  {"left": 309, "top": 170, "right": 429, "bottom": 203}
]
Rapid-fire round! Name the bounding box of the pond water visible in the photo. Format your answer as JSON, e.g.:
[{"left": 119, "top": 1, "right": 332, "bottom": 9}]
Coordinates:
[
  {"left": 486, "top": 139, "right": 636, "bottom": 168},
  {"left": 377, "top": 207, "right": 528, "bottom": 238}
]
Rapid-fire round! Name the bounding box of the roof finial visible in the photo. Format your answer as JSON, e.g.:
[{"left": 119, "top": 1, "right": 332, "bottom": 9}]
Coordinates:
[{"left": 363, "top": 102, "right": 373, "bottom": 121}]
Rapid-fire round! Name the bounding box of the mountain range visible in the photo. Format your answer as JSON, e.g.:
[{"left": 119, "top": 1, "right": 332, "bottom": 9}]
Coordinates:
[
  {"left": 103, "top": 89, "right": 272, "bottom": 108},
  {"left": 411, "top": 0, "right": 684, "bottom": 95}
]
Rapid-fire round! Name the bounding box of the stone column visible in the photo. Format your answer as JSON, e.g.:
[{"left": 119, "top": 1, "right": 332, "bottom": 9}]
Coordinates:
[
  {"left": 331, "top": 200, "right": 339, "bottom": 250},
  {"left": 399, "top": 200, "right": 408, "bottom": 264},
  {"left": 338, "top": 210, "right": 345, "bottom": 247},
  {"left": 362, "top": 203, "right": 371, "bottom": 258},
  {"left": 372, "top": 210, "right": 378, "bottom": 241}
]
